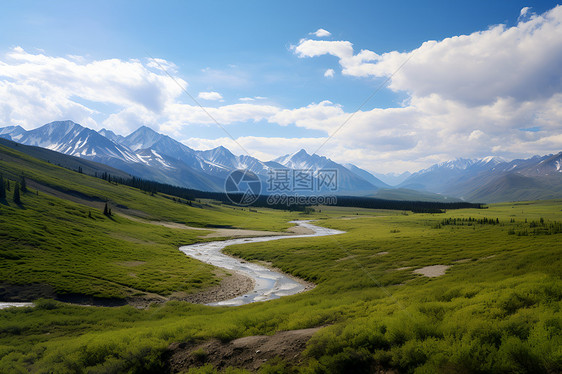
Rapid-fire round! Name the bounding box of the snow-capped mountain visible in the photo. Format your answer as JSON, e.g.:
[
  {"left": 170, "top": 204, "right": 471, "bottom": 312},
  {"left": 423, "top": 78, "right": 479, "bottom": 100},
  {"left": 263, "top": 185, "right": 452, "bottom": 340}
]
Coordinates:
[
  {"left": 0, "top": 125, "right": 27, "bottom": 141},
  {"left": 2, "top": 120, "right": 560, "bottom": 202},
  {"left": 120, "top": 126, "right": 202, "bottom": 169},
  {"left": 0, "top": 121, "right": 222, "bottom": 191},
  {"left": 398, "top": 154, "right": 562, "bottom": 202},
  {"left": 274, "top": 149, "right": 381, "bottom": 193},
  {"left": 10, "top": 120, "right": 142, "bottom": 164},
  {"left": 98, "top": 128, "right": 125, "bottom": 144},
  {"left": 196, "top": 146, "right": 274, "bottom": 177},
  {"left": 399, "top": 156, "right": 506, "bottom": 193}
]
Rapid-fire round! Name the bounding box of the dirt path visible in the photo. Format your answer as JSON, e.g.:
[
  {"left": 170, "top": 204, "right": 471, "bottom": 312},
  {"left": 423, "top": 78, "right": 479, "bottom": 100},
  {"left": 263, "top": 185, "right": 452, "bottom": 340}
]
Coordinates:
[{"left": 167, "top": 327, "right": 322, "bottom": 372}]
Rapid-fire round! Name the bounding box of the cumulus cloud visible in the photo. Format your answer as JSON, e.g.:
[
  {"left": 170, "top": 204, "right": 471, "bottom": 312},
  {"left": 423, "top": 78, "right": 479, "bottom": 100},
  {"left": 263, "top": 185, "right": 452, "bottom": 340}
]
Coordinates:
[
  {"left": 311, "top": 28, "right": 331, "bottom": 38},
  {"left": 520, "top": 6, "right": 531, "bottom": 17},
  {"left": 0, "top": 47, "right": 183, "bottom": 129},
  {"left": 287, "top": 5, "right": 562, "bottom": 171},
  {"left": 518, "top": 6, "right": 534, "bottom": 21},
  {"left": 324, "top": 68, "right": 335, "bottom": 78},
  {"left": 197, "top": 91, "right": 223, "bottom": 101},
  {"left": 294, "top": 6, "right": 562, "bottom": 106}
]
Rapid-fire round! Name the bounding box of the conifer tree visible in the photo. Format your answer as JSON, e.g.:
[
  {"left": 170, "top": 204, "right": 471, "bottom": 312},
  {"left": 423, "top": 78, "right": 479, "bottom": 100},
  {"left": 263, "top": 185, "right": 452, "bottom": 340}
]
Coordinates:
[
  {"left": 0, "top": 174, "right": 5, "bottom": 200},
  {"left": 6, "top": 179, "right": 9, "bottom": 191},
  {"left": 13, "top": 182, "right": 21, "bottom": 204},
  {"left": 20, "top": 175, "right": 27, "bottom": 192},
  {"left": 103, "top": 203, "right": 109, "bottom": 216}
]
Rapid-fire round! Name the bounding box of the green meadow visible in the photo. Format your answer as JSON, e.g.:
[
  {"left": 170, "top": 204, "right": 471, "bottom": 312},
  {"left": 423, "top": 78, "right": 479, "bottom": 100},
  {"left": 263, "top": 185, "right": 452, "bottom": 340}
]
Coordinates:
[{"left": 0, "top": 144, "right": 561, "bottom": 373}]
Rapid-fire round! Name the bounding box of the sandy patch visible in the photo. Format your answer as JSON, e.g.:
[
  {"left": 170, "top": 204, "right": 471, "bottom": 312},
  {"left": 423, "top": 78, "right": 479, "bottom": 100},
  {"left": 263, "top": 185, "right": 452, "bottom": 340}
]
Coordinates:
[
  {"left": 201, "top": 229, "right": 286, "bottom": 239},
  {"left": 453, "top": 258, "right": 472, "bottom": 263},
  {"left": 174, "top": 271, "right": 255, "bottom": 305},
  {"left": 413, "top": 265, "right": 450, "bottom": 278},
  {"left": 481, "top": 255, "right": 496, "bottom": 260},
  {"left": 394, "top": 266, "right": 412, "bottom": 271},
  {"left": 286, "top": 224, "right": 315, "bottom": 235}
]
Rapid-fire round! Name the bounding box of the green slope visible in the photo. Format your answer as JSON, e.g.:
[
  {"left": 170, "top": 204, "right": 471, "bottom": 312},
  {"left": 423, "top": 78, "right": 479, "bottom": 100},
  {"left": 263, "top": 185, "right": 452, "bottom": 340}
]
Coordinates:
[
  {"left": 0, "top": 143, "right": 295, "bottom": 302},
  {"left": 0, "top": 143, "right": 560, "bottom": 373},
  {"left": 466, "top": 173, "right": 562, "bottom": 203}
]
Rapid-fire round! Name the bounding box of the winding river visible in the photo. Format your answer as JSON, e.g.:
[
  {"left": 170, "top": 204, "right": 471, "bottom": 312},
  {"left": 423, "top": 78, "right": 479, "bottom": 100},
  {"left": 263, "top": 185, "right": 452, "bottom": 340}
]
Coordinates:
[
  {"left": 0, "top": 221, "right": 344, "bottom": 309},
  {"left": 179, "top": 220, "right": 344, "bottom": 306}
]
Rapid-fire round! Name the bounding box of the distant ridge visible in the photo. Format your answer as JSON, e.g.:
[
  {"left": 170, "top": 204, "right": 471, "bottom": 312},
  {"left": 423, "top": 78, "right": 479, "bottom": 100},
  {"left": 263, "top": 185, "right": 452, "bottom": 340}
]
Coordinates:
[{"left": 1, "top": 120, "right": 560, "bottom": 202}]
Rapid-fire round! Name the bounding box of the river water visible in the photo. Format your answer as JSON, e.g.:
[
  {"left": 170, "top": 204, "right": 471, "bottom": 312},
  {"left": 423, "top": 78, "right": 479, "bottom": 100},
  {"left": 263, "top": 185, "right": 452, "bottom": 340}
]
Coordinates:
[
  {"left": 0, "top": 221, "right": 344, "bottom": 309},
  {"left": 179, "top": 220, "right": 344, "bottom": 306}
]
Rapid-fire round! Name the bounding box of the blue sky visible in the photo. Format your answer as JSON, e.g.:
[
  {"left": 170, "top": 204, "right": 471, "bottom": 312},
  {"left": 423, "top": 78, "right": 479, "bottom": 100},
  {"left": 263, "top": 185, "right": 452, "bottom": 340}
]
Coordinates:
[{"left": 0, "top": 1, "right": 561, "bottom": 173}]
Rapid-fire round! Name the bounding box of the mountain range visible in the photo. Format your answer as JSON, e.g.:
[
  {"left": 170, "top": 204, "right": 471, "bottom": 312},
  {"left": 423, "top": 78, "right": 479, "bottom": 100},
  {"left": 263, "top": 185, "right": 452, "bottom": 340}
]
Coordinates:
[
  {"left": 1, "top": 120, "right": 560, "bottom": 203},
  {"left": 0, "top": 120, "right": 388, "bottom": 196}
]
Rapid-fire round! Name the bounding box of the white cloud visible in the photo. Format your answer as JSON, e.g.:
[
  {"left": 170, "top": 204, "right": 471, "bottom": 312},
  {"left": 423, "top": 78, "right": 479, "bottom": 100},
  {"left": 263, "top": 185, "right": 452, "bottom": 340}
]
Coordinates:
[
  {"left": 295, "top": 6, "right": 562, "bottom": 107},
  {"left": 239, "top": 96, "right": 267, "bottom": 102},
  {"left": 286, "top": 5, "right": 562, "bottom": 171},
  {"left": 520, "top": 6, "right": 531, "bottom": 17},
  {"left": 518, "top": 6, "right": 535, "bottom": 22},
  {"left": 146, "top": 58, "right": 178, "bottom": 73},
  {"left": 324, "top": 68, "right": 335, "bottom": 78},
  {"left": 269, "top": 101, "right": 345, "bottom": 131},
  {"left": 311, "top": 28, "right": 331, "bottom": 38},
  {"left": 468, "top": 129, "right": 485, "bottom": 141},
  {"left": 197, "top": 91, "right": 223, "bottom": 101}
]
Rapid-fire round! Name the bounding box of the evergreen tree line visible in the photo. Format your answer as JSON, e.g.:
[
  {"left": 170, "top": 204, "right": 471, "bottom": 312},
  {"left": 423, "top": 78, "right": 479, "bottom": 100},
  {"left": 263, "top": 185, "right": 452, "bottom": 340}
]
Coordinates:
[
  {"left": 93, "top": 172, "right": 483, "bottom": 212},
  {"left": 0, "top": 173, "right": 27, "bottom": 204},
  {"left": 437, "top": 217, "right": 500, "bottom": 227},
  {"left": 508, "top": 218, "right": 562, "bottom": 236}
]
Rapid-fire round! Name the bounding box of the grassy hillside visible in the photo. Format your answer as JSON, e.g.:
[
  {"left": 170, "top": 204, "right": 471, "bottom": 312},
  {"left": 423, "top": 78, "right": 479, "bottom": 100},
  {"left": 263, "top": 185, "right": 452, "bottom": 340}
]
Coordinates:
[
  {"left": 0, "top": 144, "right": 560, "bottom": 373},
  {"left": 0, "top": 143, "right": 295, "bottom": 230},
  {"left": 466, "top": 173, "right": 562, "bottom": 203},
  {"left": 0, "top": 188, "right": 560, "bottom": 373},
  {"left": 0, "top": 143, "right": 296, "bottom": 303}
]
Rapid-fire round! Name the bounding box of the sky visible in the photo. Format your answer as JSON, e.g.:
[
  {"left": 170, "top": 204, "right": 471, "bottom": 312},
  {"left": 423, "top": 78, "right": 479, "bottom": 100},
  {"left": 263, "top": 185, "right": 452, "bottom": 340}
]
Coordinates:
[{"left": 0, "top": 0, "right": 561, "bottom": 174}]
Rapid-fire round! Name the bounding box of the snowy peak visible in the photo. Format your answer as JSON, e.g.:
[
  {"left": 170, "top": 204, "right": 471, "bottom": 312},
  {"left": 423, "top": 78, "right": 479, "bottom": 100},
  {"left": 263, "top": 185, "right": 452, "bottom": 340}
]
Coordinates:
[
  {"left": 199, "top": 145, "right": 236, "bottom": 164},
  {"left": 417, "top": 156, "right": 506, "bottom": 175},
  {"left": 21, "top": 120, "right": 86, "bottom": 149},
  {"left": 0, "top": 125, "right": 26, "bottom": 141},
  {"left": 98, "top": 128, "right": 125, "bottom": 143},
  {"left": 121, "top": 125, "right": 163, "bottom": 151},
  {"left": 1, "top": 120, "right": 142, "bottom": 164},
  {"left": 274, "top": 149, "right": 333, "bottom": 170},
  {"left": 274, "top": 149, "right": 380, "bottom": 191}
]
